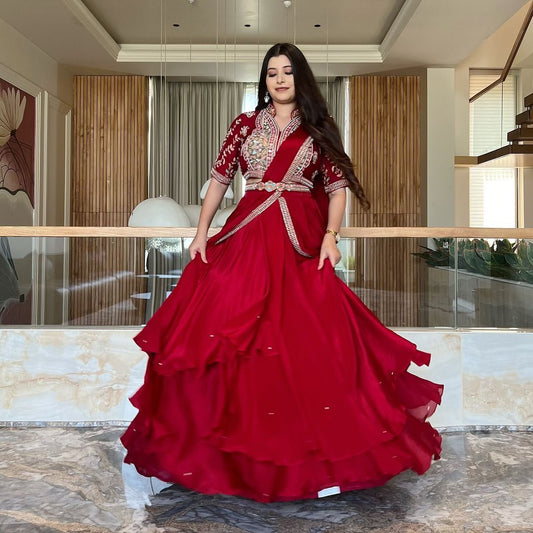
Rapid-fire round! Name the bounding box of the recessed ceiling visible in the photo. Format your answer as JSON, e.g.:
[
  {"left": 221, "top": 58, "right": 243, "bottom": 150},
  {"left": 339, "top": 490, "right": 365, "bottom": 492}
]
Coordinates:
[
  {"left": 0, "top": 0, "right": 529, "bottom": 80},
  {"left": 82, "top": 0, "right": 405, "bottom": 45}
]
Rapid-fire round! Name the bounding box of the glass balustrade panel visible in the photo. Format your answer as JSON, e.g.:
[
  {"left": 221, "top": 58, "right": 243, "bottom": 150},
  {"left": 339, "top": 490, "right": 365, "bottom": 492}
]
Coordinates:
[{"left": 1, "top": 234, "right": 532, "bottom": 329}]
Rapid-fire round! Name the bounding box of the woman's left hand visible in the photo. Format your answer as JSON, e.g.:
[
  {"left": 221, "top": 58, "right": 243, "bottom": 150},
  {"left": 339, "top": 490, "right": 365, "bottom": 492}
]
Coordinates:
[{"left": 318, "top": 234, "right": 341, "bottom": 270}]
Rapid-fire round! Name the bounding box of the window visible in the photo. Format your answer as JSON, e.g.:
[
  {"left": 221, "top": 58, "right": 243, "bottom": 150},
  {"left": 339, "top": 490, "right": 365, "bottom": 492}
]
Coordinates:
[{"left": 469, "top": 73, "right": 517, "bottom": 227}]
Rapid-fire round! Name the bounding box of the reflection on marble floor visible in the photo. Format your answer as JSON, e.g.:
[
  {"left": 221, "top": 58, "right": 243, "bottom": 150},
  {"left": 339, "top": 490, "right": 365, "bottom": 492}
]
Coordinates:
[{"left": 0, "top": 428, "right": 532, "bottom": 532}]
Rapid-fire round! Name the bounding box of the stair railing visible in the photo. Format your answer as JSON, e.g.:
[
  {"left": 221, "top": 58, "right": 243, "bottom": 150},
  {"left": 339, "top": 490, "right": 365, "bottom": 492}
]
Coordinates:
[{"left": 470, "top": 1, "right": 533, "bottom": 103}]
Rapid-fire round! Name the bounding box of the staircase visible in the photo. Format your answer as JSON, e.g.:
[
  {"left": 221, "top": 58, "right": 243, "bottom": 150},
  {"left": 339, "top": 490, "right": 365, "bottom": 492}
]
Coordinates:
[
  {"left": 457, "top": 91, "right": 533, "bottom": 168},
  {"left": 508, "top": 92, "right": 533, "bottom": 143}
]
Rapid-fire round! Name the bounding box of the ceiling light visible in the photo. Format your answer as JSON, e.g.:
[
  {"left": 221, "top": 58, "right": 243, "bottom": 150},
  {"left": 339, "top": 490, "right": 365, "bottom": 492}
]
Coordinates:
[{"left": 283, "top": 1, "right": 291, "bottom": 7}]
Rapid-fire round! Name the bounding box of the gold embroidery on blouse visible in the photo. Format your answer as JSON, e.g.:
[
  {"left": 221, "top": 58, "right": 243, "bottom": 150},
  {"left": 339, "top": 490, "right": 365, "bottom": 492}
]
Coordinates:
[
  {"left": 322, "top": 159, "right": 349, "bottom": 194},
  {"left": 211, "top": 168, "right": 232, "bottom": 185},
  {"left": 325, "top": 178, "right": 349, "bottom": 193},
  {"left": 212, "top": 116, "right": 249, "bottom": 184},
  {"left": 281, "top": 136, "right": 314, "bottom": 187},
  {"left": 242, "top": 107, "right": 303, "bottom": 182}
]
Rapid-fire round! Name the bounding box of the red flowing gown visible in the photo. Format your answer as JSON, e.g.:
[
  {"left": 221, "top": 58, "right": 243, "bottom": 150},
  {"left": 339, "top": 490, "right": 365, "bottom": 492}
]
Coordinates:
[{"left": 121, "top": 104, "right": 443, "bottom": 502}]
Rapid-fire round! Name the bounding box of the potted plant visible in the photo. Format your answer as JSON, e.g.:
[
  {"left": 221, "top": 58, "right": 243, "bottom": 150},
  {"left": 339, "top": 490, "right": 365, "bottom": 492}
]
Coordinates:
[{"left": 413, "top": 238, "right": 533, "bottom": 283}]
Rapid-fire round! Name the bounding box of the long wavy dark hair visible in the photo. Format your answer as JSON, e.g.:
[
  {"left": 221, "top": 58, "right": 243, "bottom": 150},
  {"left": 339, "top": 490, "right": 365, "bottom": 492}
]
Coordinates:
[{"left": 256, "top": 43, "right": 369, "bottom": 209}]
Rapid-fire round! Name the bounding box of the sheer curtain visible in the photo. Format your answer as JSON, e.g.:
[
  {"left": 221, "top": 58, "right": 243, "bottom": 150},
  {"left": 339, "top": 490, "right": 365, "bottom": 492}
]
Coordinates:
[
  {"left": 148, "top": 77, "right": 347, "bottom": 205},
  {"left": 145, "top": 80, "right": 244, "bottom": 321},
  {"left": 319, "top": 78, "right": 351, "bottom": 222},
  {"left": 149, "top": 79, "right": 245, "bottom": 205},
  {"left": 318, "top": 78, "right": 348, "bottom": 143}
]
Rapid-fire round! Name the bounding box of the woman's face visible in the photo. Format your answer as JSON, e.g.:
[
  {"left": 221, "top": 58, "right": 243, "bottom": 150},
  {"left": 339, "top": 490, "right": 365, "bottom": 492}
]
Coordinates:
[{"left": 265, "top": 54, "right": 295, "bottom": 106}]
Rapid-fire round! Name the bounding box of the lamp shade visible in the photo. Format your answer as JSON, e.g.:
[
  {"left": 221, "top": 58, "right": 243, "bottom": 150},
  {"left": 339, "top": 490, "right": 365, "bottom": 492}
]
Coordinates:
[
  {"left": 128, "top": 196, "right": 191, "bottom": 227},
  {"left": 212, "top": 205, "right": 236, "bottom": 227},
  {"left": 181, "top": 204, "right": 203, "bottom": 226},
  {"left": 200, "top": 179, "right": 234, "bottom": 200}
]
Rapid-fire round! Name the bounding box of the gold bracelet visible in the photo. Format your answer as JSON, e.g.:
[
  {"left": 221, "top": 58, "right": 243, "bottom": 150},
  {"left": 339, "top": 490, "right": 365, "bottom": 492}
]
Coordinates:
[{"left": 325, "top": 229, "right": 339, "bottom": 243}]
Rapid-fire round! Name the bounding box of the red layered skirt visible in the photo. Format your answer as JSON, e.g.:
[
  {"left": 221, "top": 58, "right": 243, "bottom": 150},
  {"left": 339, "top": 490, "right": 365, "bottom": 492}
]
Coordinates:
[{"left": 121, "top": 189, "right": 443, "bottom": 502}]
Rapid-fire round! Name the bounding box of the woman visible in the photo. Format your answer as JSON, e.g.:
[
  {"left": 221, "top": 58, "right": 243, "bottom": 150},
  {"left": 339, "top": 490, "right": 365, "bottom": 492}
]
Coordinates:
[{"left": 122, "top": 43, "right": 443, "bottom": 503}]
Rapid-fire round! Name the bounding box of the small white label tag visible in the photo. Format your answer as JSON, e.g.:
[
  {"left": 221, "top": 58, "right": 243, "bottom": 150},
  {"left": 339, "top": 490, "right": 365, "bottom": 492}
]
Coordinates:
[{"left": 317, "top": 486, "right": 341, "bottom": 498}]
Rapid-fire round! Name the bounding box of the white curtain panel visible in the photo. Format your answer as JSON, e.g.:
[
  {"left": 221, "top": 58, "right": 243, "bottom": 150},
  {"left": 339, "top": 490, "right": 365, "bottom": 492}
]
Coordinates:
[{"left": 149, "top": 79, "right": 245, "bottom": 205}]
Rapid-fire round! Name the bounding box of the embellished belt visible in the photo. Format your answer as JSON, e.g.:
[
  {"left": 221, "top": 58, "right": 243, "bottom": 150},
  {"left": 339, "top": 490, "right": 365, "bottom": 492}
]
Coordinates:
[{"left": 245, "top": 181, "right": 310, "bottom": 193}]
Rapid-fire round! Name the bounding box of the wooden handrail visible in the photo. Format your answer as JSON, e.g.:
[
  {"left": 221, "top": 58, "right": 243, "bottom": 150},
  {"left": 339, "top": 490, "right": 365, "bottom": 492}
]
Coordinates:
[
  {"left": 469, "top": 0, "right": 533, "bottom": 103},
  {"left": 1, "top": 226, "right": 532, "bottom": 238}
]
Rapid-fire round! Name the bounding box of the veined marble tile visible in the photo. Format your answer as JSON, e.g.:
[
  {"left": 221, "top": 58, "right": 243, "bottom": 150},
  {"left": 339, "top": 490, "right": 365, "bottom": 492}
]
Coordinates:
[
  {"left": 0, "top": 329, "right": 145, "bottom": 422},
  {"left": 1, "top": 428, "right": 531, "bottom": 533},
  {"left": 2, "top": 328, "right": 533, "bottom": 428},
  {"left": 462, "top": 331, "right": 533, "bottom": 426},
  {"left": 399, "top": 330, "right": 463, "bottom": 428}
]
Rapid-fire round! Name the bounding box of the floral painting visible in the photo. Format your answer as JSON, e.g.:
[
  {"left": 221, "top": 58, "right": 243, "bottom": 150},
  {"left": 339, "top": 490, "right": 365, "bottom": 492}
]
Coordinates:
[
  {"left": 0, "top": 78, "right": 34, "bottom": 325},
  {"left": 0, "top": 79, "right": 35, "bottom": 207}
]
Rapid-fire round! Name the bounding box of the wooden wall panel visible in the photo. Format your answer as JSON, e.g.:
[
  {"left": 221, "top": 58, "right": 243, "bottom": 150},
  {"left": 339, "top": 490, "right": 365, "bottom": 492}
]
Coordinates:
[
  {"left": 70, "top": 76, "right": 148, "bottom": 325},
  {"left": 350, "top": 76, "right": 421, "bottom": 326}
]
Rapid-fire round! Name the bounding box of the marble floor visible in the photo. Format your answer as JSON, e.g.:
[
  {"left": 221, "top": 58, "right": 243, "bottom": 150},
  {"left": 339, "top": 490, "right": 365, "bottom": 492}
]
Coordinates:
[{"left": 0, "top": 428, "right": 531, "bottom": 533}]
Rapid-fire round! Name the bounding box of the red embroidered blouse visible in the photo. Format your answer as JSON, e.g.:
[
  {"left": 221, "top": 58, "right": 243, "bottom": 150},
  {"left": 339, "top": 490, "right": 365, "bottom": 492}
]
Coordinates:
[{"left": 211, "top": 104, "right": 349, "bottom": 194}]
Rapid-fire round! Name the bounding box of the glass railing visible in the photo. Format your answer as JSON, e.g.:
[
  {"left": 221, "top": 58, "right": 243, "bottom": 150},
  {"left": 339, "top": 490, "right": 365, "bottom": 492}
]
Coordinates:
[
  {"left": 340, "top": 235, "right": 533, "bottom": 329},
  {"left": 1, "top": 227, "right": 532, "bottom": 329}
]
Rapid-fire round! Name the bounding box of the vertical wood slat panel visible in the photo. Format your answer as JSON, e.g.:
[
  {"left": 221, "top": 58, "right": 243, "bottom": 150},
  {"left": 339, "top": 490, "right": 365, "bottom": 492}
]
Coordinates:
[
  {"left": 70, "top": 76, "right": 148, "bottom": 325},
  {"left": 350, "top": 76, "right": 421, "bottom": 327}
]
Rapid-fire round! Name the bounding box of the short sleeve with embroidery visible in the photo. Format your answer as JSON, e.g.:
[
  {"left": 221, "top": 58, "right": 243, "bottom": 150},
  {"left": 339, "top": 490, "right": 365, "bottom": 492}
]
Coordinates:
[
  {"left": 211, "top": 113, "right": 254, "bottom": 185},
  {"left": 321, "top": 153, "right": 350, "bottom": 194}
]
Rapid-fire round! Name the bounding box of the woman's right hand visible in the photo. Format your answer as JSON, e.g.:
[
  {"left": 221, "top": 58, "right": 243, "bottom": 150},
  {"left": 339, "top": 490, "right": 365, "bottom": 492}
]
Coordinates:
[
  {"left": 189, "top": 234, "right": 208, "bottom": 263},
  {"left": 188, "top": 178, "right": 229, "bottom": 263}
]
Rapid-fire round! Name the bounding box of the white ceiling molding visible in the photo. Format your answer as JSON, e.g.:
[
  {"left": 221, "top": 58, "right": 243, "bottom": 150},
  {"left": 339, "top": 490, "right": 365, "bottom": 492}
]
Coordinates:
[
  {"left": 117, "top": 44, "right": 383, "bottom": 64},
  {"left": 62, "top": 0, "right": 120, "bottom": 60},
  {"left": 0, "top": 63, "right": 42, "bottom": 97},
  {"left": 379, "top": 0, "right": 422, "bottom": 59},
  {"left": 0, "top": 0, "right": 519, "bottom": 77}
]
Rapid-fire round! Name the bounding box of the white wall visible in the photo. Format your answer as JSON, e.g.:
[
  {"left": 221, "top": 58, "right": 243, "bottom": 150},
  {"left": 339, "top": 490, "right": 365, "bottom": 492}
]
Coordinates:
[
  {"left": 426, "top": 68, "right": 456, "bottom": 227},
  {"left": 0, "top": 17, "right": 73, "bottom": 105},
  {"left": 466, "top": 3, "right": 529, "bottom": 71},
  {"left": 454, "top": 64, "right": 470, "bottom": 227}
]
